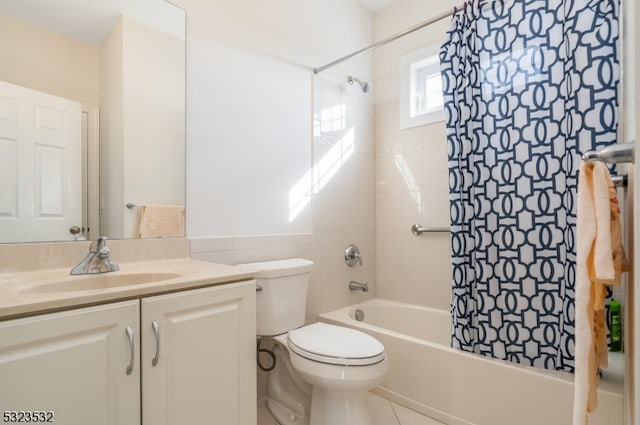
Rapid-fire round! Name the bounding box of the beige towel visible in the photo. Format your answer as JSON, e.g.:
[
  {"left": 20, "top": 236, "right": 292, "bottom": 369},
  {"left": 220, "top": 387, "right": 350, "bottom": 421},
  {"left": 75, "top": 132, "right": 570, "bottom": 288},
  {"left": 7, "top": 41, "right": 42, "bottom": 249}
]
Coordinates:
[
  {"left": 574, "top": 162, "right": 627, "bottom": 425},
  {"left": 137, "top": 204, "right": 185, "bottom": 238}
]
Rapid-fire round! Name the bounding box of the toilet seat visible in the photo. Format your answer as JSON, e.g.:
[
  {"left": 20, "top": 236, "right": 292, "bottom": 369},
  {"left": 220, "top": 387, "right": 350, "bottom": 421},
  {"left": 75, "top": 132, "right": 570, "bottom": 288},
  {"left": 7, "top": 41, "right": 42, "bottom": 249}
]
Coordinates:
[{"left": 287, "top": 322, "right": 385, "bottom": 366}]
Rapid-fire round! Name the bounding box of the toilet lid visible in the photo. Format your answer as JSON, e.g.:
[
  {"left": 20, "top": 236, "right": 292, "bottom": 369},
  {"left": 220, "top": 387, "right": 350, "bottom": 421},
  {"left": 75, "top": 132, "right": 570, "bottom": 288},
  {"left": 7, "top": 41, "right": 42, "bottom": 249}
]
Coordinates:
[{"left": 287, "top": 322, "right": 385, "bottom": 366}]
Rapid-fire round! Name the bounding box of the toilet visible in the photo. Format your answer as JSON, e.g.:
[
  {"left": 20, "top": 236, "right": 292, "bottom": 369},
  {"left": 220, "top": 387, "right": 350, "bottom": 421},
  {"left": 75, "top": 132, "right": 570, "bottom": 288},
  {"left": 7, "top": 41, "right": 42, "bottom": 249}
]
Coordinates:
[{"left": 238, "top": 258, "right": 388, "bottom": 425}]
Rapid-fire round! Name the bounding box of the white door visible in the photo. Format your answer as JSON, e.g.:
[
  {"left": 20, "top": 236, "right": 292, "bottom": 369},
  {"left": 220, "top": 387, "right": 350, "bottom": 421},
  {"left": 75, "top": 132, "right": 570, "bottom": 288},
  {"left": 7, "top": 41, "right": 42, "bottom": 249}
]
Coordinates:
[
  {"left": 0, "top": 301, "right": 140, "bottom": 425},
  {"left": 0, "top": 80, "right": 82, "bottom": 242},
  {"left": 141, "top": 281, "right": 257, "bottom": 425}
]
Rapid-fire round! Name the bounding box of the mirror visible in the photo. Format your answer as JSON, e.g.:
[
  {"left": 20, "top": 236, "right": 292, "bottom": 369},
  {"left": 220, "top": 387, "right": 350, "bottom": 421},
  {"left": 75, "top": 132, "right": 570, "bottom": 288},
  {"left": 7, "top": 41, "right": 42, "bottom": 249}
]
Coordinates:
[{"left": 0, "top": 0, "right": 185, "bottom": 243}]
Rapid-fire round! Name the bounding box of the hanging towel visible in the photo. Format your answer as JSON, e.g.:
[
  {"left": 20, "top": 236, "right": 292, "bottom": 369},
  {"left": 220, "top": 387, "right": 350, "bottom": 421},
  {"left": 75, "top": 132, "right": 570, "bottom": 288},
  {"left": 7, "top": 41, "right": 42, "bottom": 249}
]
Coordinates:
[
  {"left": 137, "top": 204, "right": 185, "bottom": 238},
  {"left": 573, "top": 162, "right": 627, "bottom": 425}
]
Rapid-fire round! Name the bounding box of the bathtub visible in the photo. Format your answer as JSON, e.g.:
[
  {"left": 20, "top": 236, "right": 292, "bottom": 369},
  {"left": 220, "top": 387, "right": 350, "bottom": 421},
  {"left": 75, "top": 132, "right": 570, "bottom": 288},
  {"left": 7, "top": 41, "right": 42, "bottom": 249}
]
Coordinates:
[{"left": 319, "top": 298, "right": 624, "bottom": 425}]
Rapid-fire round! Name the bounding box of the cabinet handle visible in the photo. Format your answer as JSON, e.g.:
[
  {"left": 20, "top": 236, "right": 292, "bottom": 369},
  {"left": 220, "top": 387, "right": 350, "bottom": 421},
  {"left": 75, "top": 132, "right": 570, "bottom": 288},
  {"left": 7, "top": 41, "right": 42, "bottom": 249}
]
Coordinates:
[
  {"left": 151, "top": 320, "right": 160, "bottom": 366},
  {"left": 125, "top": 326, "right": 134, "bottom": 375}
]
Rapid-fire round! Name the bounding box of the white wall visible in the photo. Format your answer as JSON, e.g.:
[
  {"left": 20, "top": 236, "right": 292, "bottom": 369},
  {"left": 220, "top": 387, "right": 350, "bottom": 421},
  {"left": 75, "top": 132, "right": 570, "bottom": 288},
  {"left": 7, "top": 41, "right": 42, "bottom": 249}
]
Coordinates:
[
  {"left": 178, "top": 0, "right": 373, "bottom": 238},
  {"left": 121, "top": 16, "right": 185, "bottom": 237},
  {"left": 100, "top": 16, "right": 185, "bottom": 238},
  {"left": 100, "top": 18, "right": 125, "bottom": 239},
  {"left": 179, "top": 0, "right": 376, "bottom": 316},
  {"left": 0, "top": 14, "right": 100, "bottom": 107},
  {"left": 373, "top": 0, "right": 456, "bottom": 311}
]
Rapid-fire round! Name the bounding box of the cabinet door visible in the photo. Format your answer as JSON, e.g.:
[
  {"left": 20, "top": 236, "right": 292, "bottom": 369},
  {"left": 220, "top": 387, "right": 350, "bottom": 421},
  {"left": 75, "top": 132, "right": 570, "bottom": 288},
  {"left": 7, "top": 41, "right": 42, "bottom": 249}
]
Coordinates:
[
  {"left": 0, "top": 300, "right": 140, "bottom": 425},
  {"left": 141, "top": 281, "right": 256, "bottom": 425}
]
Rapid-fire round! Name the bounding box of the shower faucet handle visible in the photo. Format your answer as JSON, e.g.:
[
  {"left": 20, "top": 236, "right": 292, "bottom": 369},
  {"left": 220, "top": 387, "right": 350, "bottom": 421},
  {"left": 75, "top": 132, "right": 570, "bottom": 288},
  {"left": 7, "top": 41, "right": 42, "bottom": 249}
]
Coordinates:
[{"left": 345, "top": 244, "right": 362, "bottom": 267}]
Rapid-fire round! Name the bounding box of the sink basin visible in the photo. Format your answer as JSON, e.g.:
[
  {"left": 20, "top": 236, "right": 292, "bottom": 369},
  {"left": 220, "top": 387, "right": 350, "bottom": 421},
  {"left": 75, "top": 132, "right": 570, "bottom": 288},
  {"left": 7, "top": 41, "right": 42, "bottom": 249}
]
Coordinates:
[{"left": 21, "top": 272, "right": 182, "bottom": 293}]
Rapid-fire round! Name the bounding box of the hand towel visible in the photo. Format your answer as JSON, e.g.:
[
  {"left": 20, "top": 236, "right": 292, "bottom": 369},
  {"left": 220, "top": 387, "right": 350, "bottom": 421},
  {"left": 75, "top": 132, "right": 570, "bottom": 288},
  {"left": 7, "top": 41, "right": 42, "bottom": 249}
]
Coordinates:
[
  {"left": 573, "top": 162, "right": 626, "bottom": 425},
  {"left": 574, "top": 162, "right": 597, "bottom": 425},
  {"left": 137, "top": 204, "right": 186, "bottom": 238},
  {"left": 591, "top": 164, "right": 615, "bottom": 375}
]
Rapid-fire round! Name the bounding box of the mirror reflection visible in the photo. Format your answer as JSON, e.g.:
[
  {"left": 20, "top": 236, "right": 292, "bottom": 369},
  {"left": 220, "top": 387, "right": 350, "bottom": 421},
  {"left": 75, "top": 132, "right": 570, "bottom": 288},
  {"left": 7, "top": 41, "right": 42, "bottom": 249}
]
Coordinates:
[{"left": 0, "top": 0, "right": 185, "bottom": 243}]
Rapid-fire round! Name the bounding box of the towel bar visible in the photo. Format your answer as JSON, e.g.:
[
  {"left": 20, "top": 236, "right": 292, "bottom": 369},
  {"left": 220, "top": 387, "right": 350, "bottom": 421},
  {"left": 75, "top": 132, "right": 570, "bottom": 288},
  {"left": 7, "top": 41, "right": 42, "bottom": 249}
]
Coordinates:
[
  {"left": 582, "top": 143, "right": 634, "bottom": 164},
  {"left": 126, "top": 203, "right": 139, "bottom": 209}
]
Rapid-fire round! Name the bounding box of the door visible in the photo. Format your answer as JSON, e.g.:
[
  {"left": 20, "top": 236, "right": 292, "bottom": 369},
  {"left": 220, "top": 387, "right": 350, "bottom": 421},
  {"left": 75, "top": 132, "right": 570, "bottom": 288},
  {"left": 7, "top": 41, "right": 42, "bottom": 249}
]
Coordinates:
[
  {"left": 0, "top": 300, "right": 140, "bottom": 425},
  {"left": 141, "top": 281, "right": 256, "bottom": 425},
  {"left": 0, "top": 79, "right": 82, "bottom": 242}
]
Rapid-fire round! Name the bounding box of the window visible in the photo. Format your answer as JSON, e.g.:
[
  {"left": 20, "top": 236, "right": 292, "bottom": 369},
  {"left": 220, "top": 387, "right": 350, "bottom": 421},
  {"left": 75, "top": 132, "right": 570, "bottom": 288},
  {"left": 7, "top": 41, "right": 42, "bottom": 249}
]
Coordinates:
[{"left": 399, "top": 44, "right": 445, "bottom": 129}]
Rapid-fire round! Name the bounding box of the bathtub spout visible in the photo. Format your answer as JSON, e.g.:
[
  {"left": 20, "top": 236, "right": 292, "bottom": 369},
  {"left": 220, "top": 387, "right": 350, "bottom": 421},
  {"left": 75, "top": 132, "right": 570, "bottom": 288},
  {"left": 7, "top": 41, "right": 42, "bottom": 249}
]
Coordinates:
[{"left": 349, "top": 281, "right": 369, "bottom": 292}]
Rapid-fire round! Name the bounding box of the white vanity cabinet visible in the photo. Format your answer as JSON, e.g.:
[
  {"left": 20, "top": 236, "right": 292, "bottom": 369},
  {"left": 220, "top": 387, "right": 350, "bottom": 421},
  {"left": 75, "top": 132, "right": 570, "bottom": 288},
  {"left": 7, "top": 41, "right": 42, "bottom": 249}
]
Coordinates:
[
  {"left": 141, "top": 280, "right": 256, "bottom": 425},
  {"left": 0, "top": 280, "right": 256, "bottom": 425},
  {"left": 0, "top": 300, "right": 141, "bottom": 425}
]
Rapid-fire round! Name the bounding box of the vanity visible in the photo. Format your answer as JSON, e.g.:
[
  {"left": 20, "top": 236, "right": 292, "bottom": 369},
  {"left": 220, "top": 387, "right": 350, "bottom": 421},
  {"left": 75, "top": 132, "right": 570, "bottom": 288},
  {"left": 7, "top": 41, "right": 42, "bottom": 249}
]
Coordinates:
[
  {"left": 0, "top": 239, "right": 258, "bottom": 425},
  {"left": 0, "top": 0, "right": 259, "bottom": 422}
]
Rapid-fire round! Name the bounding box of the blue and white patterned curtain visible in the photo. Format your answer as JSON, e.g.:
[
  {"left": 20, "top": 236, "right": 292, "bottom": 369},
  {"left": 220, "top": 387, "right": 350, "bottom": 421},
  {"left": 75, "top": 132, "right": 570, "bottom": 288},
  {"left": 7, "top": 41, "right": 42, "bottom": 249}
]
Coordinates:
[{"left": 440, "top": 0, "right": 619, "bottom": 372}]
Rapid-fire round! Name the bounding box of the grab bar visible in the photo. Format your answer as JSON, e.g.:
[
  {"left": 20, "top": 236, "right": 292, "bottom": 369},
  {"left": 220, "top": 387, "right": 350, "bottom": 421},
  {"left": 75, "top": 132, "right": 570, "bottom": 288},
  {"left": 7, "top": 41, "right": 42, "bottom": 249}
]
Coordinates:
[
  {"left": 411, "top": 224, "right": 450, "bottom": 236},
  {"left": 582, "top": 143, "right": 634, "bottom": 164}
]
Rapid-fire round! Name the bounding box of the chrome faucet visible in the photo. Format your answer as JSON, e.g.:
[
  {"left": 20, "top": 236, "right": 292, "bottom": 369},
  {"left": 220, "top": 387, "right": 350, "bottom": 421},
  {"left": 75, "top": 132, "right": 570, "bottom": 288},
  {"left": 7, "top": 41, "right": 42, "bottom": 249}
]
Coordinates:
[
  {"left": 70, "top": 237, "right": 120, "bottom": 275},
  {"left": 348, "top": 280, "right": 369, "bottom": 292}
]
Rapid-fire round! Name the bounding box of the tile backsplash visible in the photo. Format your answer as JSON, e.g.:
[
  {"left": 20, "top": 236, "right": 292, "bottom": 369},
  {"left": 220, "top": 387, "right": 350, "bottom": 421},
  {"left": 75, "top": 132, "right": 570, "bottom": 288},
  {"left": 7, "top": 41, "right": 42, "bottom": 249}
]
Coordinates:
[{"left": 0, "top": 238, "right": 189, "bottom": 272}]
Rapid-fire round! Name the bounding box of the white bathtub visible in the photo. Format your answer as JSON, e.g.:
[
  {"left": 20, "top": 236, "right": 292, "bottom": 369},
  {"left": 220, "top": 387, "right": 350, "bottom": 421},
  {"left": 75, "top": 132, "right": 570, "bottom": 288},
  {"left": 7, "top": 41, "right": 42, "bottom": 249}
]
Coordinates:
[{"left": 319, "top": 298, "right": 624, "bottom": 425}]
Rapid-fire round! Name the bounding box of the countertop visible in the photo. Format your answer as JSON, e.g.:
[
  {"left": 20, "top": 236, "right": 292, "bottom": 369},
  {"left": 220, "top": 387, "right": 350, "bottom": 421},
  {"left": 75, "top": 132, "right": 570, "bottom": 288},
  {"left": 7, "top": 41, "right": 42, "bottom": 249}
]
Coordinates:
[{"left": 0, "top": 258, "right": 257, "bottom": 320}]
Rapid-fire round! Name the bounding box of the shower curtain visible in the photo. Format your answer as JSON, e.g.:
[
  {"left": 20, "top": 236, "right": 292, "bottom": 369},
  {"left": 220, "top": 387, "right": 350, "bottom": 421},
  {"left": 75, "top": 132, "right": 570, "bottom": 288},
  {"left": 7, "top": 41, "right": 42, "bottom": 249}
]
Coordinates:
[{"left": 440, "top": 0, "right": 619, "bottom": 371}]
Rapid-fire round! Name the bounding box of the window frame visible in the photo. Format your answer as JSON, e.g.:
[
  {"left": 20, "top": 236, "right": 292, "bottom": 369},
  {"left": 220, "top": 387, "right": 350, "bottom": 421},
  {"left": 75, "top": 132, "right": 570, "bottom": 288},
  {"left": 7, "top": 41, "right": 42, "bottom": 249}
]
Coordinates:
[{"left": 399, "top": 44, "right": 445, "bottom": 129}]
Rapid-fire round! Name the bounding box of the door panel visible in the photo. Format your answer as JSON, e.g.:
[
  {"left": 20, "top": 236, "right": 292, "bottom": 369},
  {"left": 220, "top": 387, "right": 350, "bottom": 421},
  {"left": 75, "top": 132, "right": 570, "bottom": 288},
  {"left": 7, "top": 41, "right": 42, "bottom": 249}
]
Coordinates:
[
  {"left": 0, "top": 79, "right": 82, "bottom": 242},
  {"left": 141, "top": 281, "right": 256, "bottom": 425},
  {"left": 0, "top": 301, "right": 140, "bottom": 425}
]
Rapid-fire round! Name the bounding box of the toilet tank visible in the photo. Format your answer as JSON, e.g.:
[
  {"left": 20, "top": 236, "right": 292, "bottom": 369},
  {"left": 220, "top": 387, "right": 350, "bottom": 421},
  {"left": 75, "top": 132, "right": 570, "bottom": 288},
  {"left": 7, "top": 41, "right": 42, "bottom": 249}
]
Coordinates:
[{"left": 237, "top": 258, "right": 313, "bottom": 336}]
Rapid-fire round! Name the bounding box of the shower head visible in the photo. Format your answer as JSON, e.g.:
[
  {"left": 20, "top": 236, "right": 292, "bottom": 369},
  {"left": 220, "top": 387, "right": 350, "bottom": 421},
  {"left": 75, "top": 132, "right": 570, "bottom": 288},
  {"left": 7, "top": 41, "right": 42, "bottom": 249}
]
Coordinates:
[{"left": 348, "top": 75, "right": 372, "bottom": 93}]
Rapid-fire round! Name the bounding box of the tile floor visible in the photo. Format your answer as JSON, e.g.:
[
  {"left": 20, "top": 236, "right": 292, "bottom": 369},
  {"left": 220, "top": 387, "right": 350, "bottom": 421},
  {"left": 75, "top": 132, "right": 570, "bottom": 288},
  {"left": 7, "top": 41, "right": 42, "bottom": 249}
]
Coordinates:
[{"left": 257, "top": 393, "right": 444, "bottom": 425}]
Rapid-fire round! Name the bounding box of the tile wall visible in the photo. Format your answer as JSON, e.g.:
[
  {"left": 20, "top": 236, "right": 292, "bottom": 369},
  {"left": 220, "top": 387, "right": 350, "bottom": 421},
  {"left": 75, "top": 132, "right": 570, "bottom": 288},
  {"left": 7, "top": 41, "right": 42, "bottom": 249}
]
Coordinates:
[{"left": 373, "top": 0, "right": 457, "bottom": 311}]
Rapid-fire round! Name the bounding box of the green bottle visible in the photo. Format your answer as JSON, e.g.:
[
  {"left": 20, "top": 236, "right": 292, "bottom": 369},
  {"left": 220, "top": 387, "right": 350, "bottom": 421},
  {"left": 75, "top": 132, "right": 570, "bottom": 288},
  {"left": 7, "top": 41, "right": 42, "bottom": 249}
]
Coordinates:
[{"left": 609, "top": 299, "right": 622, "bottom": 352}]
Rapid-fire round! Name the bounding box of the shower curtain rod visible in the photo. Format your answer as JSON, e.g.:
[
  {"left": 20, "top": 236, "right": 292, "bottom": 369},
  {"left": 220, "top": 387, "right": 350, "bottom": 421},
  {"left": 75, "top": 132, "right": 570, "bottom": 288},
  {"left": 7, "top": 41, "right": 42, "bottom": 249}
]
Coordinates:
[{"left": 313, "top": 6, "right": 457, "bottom": 74}]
